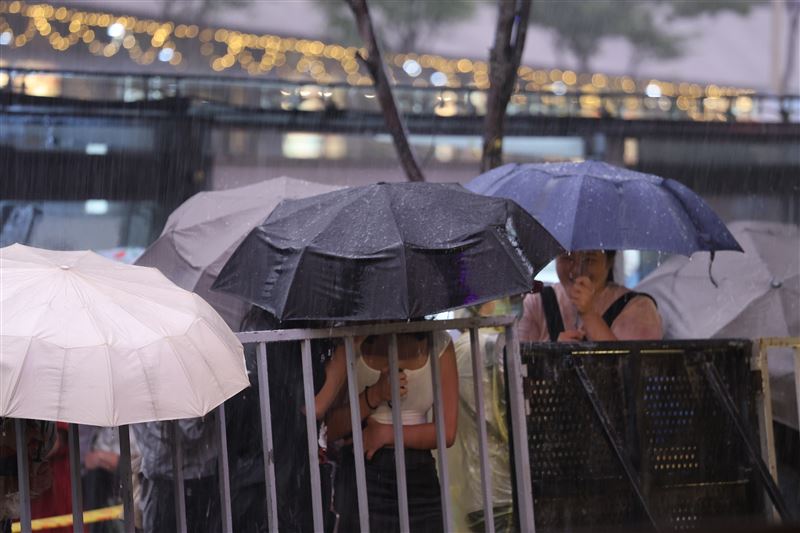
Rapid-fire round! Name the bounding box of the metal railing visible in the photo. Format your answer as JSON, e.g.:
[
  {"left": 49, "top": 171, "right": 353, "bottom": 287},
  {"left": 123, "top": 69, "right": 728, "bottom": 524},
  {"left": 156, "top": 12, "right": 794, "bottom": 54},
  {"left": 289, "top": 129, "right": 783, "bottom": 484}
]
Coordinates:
[
  {"left": 2, "top": 67, "right": 799, "bottom": 124},
  {"left": 6, "top": 333, "right": 800, "bottom": 532},
  {"left": 7, "top": 315, "right": 532, "bottom": 533}
]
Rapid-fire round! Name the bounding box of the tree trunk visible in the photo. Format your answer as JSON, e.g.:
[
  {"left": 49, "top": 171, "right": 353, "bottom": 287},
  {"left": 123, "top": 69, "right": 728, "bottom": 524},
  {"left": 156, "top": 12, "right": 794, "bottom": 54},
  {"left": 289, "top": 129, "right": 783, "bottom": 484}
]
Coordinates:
[
  {"left": 346, "top": 0, "right": 425, "bottom": 182},
  {"left": 482, "top": 0, "right": 532, "bottom": 172},
  {"left": 780, "top": 0, "right": 800, "bottom": 95}
]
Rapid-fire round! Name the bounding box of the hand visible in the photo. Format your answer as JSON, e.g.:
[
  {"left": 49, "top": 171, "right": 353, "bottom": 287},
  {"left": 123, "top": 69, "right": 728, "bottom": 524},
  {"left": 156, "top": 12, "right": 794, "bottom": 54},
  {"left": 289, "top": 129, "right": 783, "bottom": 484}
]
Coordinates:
[
  {"left": 362, "top": 418, "right": 393, "bottom": 460},
  {"left": 85, "top": 450, "right": 119, "bottom": 472},
  {"left": 372, "top": 367, "right": 407, "bottom": 403},
  {"left": 567, "top": 276, "right": 596, "bottom": 315},
  {"left": 558, "top": 329, "right": 585, "bottom": 342}
]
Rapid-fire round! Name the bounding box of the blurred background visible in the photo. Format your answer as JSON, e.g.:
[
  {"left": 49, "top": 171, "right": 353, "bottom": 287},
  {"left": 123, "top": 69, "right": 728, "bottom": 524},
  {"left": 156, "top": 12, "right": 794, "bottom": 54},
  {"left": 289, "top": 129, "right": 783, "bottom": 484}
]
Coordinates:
[{"left": 1, "top": 0, "right": 798, "bottom": 284}]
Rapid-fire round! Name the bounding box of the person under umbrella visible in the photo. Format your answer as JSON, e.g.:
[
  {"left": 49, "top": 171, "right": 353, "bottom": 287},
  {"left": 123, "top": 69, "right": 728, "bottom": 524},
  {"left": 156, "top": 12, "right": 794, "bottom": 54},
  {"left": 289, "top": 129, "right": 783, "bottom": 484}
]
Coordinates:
[
  {"left": 518, "top": 250, "right": 662, "bottom": 342},
  {"left": 213, "top": 181, "right": 562, "bottom": 532},
  {"left": 466, "top": 161, "right": 742, "bottom": 343}
]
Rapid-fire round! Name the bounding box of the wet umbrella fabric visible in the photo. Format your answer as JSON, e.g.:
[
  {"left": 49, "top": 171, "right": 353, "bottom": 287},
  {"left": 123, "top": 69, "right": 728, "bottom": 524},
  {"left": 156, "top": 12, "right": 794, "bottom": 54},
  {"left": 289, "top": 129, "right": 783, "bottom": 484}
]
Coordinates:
[
  {"left": 466, "top": 161, "right": 742, "bottom": 255},
  {"left": 636, "top": 221, "right": 799, "bottom": 428},
  {"left": 213, "top": 182, "right": 563, "bottom": 321},
  {"left": 636, "top": 220, "right": 799, "bottom": 340},
  {"left": 0, "top": 244, "right": 249, "bottom": 426},
  {"left": 136, "top": 177, "right": 342, "bottom": 328}
]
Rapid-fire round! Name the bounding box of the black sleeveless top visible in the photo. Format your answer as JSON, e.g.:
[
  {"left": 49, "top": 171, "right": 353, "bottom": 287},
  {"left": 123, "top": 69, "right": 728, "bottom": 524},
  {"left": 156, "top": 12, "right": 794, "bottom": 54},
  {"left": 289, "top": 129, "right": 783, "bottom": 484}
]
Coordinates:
[{"left": 540, "top": 285, "right": 657, "bottom": 342}]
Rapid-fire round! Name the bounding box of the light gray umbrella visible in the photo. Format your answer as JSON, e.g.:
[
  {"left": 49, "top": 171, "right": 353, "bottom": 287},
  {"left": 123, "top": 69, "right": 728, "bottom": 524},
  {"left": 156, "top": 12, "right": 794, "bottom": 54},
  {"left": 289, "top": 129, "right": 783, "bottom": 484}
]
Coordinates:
[
  {"left": 136, "top": 177, "right": 342, "bottom": 328},
  {"left": 637, "top": 220, "right": 798, "bottom": 340},
  {"left": 637, "top": 220, "right": 799, "bottom": 427}
]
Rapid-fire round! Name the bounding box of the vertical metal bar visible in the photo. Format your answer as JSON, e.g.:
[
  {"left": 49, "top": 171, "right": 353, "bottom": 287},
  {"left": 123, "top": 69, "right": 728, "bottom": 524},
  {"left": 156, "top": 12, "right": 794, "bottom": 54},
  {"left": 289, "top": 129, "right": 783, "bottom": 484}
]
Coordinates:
[
  {"left": 14, "top": 419, "right": 32, "bottom": 533},
  {"left": 503, "top": 326, "right": 536, "bottom": 533},
  {"left": 344, "top": 336, "right": 370, "bottom": 533},
  {"left": 469, "top": 328, "right": 496, "bottom": 533},
  {"left": 216, "top": 404, "right": 234, "bottom": 533},
  {"left": 754, "top": 341, "right": 779, "bottom": 522},
  {"left": 429, "top": 332, "right": 453, "bottom": 532},
  {"left": 68, "top": 424, "right": 84, "bottom": 533},
  {"left": 300, "top": 339, "right": 324, "bottom": 533},
  {"left": 171, "top": 421, "right": 187, "bottom": 533},
  {"left": 699, "top": 359, "right": 793, "bottom": 521},
  {"left": 256, "top": 342, "right": 279, "bottom": 533},
  {"left": 118, "top": 425, "right": 135, "bottom": 533},
  {"left": 793, "top": 346, "right": 800, "bottom": 453},
  {"left": 388, "top": 333, "right": 410, "bottom": 533}
]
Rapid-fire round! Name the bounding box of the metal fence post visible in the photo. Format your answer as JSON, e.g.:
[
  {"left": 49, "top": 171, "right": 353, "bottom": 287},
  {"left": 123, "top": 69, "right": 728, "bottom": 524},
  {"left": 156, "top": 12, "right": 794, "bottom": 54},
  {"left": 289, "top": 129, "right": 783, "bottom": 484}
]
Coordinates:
[
  {"left": 67, "top": 424, "right": 84, "bottom": 533},
  {"left": 216, "top": 404, "right": 233, "bottom": 533},
  {"left": 504, "top": 327, "right": 536, "bottom": 532},
  {"left": 256, "top": 342, "right": 279, "bottom": 533},
  {"left": 118, "top": 425, "right": 135, "bottom": 533},
  {"left": 344, "top": 336, "right": 370, "bottom": 533},
  {"left": 171, "top": 421, "right": 187, "bottom": 533},
  {"left": 388, "top": 333, "right": 411, "bottom": 533},
  {"left": 469, "top": 328, "right": 496, "bottom": 533},
  {"left": 300, "top": 339, "right": 325, "bottom": 533},
  {"left": 14, "top": 419, "right": 32, "bottom": 533},
  {"left": 430, "top": 332, "right": 453, "bottom": 531}
]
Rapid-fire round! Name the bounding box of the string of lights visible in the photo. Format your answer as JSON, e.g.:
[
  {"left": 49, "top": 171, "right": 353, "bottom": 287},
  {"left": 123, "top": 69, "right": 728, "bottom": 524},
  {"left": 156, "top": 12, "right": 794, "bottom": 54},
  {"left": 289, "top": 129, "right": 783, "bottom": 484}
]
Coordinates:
[{"left": 0, "top": 0, "right": 754, "bottom": 105}]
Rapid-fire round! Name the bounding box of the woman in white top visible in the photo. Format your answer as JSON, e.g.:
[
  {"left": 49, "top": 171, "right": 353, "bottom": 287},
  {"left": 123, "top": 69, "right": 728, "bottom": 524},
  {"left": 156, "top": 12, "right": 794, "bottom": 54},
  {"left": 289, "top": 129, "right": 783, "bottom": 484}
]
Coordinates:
[{"left": 323, "top": 330, "right": 457, "bottom": 533}]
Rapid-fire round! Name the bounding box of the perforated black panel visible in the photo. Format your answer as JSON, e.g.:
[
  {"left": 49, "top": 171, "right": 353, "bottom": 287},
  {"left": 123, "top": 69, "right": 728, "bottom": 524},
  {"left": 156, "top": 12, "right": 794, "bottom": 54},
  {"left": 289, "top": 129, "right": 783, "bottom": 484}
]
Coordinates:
[{"left": 517, "top": 340, "right": 767, "bottom": 532}]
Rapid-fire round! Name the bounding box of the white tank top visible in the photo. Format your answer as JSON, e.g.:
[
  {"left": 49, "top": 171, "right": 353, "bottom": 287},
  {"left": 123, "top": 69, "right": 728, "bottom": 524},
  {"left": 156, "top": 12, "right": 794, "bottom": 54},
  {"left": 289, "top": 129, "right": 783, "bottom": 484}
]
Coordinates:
[{"left": 355, "top": 331, "right": 451, "bottom": 426}]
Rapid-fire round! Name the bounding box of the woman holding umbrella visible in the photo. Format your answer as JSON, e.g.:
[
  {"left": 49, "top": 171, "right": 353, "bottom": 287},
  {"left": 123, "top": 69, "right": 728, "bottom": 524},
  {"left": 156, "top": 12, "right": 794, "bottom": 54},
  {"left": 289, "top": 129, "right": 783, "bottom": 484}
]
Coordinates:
[{"left": 519, "top": 250, "right": 663, "bottom": 342}]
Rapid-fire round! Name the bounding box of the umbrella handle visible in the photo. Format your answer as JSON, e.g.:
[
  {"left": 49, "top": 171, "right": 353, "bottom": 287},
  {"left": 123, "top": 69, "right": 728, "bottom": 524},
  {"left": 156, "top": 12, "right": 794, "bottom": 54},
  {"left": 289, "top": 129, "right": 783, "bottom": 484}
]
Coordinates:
[{"left": 708, "top": 251, "right": 719, "bottom": 288}]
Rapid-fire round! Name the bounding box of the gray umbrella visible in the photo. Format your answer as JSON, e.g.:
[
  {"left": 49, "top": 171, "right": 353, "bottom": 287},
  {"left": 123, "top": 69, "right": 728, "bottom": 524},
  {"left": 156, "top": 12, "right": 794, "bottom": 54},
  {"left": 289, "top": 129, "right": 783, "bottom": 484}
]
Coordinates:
[
  {"left": 136, "top": 177, "right": 342, "bottom": 328},
  {"left": 637, "top": 220, "right": 799, "bottom": 427}
]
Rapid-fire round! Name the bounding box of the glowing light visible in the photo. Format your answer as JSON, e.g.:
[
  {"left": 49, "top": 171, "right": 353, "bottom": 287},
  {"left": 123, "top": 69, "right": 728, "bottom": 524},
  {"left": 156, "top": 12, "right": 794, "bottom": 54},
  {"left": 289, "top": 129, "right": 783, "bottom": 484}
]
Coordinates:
[
  {"left": 645, "top": 83, "right": 661, "bottom": 98},
  {"left": 402, "top": 59, "right": 421, "bottom": 77},
  {"left": 84, "top": 199, "right": 109, "bottom": 214},
  {"left": 158, "top": 47, "right": 174, "bottom": 62},
  {"left": 551, "top": 81, "right": 567, "bottom": 96},
  {"left": 430, "top": 71, "right": 447, "bottom": 87},
  {"left": 0, "top": 31, "right": 12, "bottom": 45},
  {"left": 107, "top": 22, "right": 125, "bottom": 39}
]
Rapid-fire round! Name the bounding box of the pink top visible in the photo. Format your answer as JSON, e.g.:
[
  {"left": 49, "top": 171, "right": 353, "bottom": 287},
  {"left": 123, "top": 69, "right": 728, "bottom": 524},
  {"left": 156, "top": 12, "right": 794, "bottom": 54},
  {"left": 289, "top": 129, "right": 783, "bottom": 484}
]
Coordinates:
[{"left": 518, "top": 282, "right": 663, "bottom": 342}]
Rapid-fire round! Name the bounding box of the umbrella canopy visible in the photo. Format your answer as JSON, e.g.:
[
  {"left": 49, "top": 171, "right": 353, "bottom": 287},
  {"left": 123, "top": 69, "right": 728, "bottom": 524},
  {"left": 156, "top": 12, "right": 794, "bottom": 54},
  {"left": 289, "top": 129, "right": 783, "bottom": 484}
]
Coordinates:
[
  {"left": 212, "top": 182, "right": 563, "bottom": 321},
  {"left": 0, "top": 244, "right": 249, "bottom": 426},
  {"left": 636, "top": 221, "right": 799, "bottom": 429},
  {"left": 466, "top": 161, "right": 742, "bottom": 255},
  {"left": 636, "top": 220, "right": 799, "bottom": 340},
  {"left": 136, "top": 177, "right": 342, "bottom": 328}
]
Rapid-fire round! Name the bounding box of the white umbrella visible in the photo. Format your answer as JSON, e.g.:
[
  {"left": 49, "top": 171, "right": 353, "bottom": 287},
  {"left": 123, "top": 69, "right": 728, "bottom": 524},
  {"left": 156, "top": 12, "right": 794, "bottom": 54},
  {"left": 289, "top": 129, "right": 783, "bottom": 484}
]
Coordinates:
[
  {"left": 136, "top": 177, "right": 342, "bottom": 328},
  {"left": 637, "top": 220, "right": 799, "bottom": 428},
  {"left": 636, "top": 220, "right": 799, "bottom": 340},
  {"left": 0, "top": 244, "right": 249, "bottom": 427}
]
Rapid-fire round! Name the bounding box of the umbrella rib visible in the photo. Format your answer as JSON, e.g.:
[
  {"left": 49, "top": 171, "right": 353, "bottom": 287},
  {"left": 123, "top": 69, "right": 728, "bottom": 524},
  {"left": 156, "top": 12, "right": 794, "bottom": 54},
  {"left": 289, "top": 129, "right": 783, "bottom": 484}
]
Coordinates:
[
  {"left": 129, "top": 346, "right": 161, "bottom": 422},
  {"left": 164, "top": 333, "right": 206, "bottom": 414},
  {"left": 183, "top": 317, "right": 234, "bottom": 402}
]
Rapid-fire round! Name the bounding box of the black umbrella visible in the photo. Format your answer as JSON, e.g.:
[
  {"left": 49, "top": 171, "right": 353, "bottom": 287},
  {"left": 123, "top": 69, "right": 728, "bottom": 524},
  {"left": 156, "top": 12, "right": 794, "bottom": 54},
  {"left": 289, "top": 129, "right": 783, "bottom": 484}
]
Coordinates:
[
  {"left": 212, "top": 182, "right": 563, "bottom": 321},
  {"left": 466, "top": 161, "right": 742, "bottom": 255}
]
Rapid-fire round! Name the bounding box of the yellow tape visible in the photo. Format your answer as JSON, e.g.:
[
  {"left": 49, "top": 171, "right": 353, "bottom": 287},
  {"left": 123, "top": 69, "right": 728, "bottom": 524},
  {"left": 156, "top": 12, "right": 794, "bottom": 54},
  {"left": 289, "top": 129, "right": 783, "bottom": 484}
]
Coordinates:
[{"left": 11, "top": 504, "right": 124, "bottom": 532}]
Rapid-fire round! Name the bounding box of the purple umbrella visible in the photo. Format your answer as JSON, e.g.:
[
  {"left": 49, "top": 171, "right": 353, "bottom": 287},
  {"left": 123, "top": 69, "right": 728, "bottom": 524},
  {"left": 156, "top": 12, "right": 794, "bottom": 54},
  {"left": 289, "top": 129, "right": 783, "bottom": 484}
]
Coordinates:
[{"left": 466, "top": 161, "right": 742, "bottom": 255}]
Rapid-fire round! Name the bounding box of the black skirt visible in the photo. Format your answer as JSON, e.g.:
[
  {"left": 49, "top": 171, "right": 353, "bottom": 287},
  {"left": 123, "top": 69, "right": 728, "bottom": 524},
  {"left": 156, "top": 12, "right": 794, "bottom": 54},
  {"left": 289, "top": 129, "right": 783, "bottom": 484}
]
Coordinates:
[{"left": 334, "top": 446, "right": 443, "bottom": 533}]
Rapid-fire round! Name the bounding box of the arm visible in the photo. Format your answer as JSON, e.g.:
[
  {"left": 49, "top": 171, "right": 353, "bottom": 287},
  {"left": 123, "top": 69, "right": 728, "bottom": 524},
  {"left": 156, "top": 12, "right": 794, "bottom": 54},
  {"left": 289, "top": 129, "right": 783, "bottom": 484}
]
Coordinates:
[
  {"left": 362, "top": 342, "right": 459, "bottom": 459},
  {"left": 611, "top": 296, "right": 663, "bottom": 341},
  {"left": 326, "top": 364, "right": 406, "bottom": 441},
  {"left": 517, "top": 293, "right": 544, "bottom": 342}
]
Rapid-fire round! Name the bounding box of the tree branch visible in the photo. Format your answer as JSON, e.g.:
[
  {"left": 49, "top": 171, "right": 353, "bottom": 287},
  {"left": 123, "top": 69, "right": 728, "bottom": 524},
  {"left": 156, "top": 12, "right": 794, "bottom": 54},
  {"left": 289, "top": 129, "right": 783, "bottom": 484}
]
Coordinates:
[
  {"left": 346, "top": 0, "right": 425, "bottom": 182},
  {"left": 482, "top": 0, "right": 531, "bottom": 172}
]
